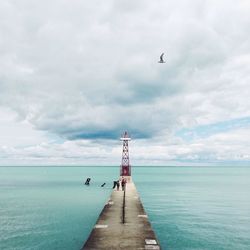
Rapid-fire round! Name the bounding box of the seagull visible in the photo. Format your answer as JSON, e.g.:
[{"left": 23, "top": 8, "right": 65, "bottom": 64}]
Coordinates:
[{"left": 158, "top": 53, "right": 165, "bottom": 63}]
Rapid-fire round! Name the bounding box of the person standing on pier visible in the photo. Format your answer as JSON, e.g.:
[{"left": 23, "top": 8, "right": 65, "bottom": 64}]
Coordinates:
[
  {"left": 121, "top": 178, "right": 127, "bottom": 191},
  {"left": 116, "top": 179, "right": 120, "bottom": 191}
]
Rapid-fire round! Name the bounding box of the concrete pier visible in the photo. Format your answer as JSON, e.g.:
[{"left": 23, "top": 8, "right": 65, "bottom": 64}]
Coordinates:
[{"left": 82, "top": 179, "right": 161, "bottom": 250}]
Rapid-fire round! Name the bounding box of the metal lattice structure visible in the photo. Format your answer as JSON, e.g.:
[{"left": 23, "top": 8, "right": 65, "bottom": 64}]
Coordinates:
[{"left": 120, "top": 131, "right": 131, "bottom": 176}]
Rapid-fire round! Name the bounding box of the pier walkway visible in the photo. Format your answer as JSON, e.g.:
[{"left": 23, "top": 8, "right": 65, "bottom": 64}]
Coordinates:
[{"left": 82, "top": 180, "right": 161, "bottom": 250}]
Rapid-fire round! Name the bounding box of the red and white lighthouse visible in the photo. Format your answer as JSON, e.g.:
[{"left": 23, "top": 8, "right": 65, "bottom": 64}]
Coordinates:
[{"left": 120, "top": 131, "right": 131, "bottom": 177}]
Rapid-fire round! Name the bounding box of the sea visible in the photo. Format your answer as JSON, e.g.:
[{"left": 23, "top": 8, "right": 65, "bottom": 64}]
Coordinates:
[{"left": 0, "top": 166, "right": 250, "bottom": 250}]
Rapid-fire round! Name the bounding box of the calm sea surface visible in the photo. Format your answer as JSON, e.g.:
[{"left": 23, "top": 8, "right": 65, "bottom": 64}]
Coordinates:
[{"left": 0, "top": 166, "right": 250, "bottom": 250}]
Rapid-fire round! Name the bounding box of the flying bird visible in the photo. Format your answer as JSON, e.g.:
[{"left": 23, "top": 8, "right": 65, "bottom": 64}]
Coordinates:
[{"left": 158, "top": 53, "right": 165, "bottom": 63}]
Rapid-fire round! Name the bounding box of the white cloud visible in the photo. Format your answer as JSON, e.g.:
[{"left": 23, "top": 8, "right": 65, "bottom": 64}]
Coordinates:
[{"left": 0, "top": 0, "right": 250, "bottom": 165}]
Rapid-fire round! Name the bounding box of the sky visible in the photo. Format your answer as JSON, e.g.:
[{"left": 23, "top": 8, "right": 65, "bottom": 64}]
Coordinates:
[{"left": 0, "top": 0, "right": 250, "bottom": 166}]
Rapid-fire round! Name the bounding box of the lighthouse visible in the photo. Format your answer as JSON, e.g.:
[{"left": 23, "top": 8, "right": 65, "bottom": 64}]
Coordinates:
[{"left": 120, "top": 131, "right": 131, "bottom": 178}]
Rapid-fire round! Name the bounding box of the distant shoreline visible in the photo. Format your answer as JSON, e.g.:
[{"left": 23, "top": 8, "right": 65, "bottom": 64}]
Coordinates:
[{"left": 0, "top": 165, "right": 249, "bottom": 168}]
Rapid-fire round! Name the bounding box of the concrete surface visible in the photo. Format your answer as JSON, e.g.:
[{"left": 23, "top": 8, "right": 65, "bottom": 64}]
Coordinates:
[{"left": 82, "top": 179, "right": 161, "bottom": 250}]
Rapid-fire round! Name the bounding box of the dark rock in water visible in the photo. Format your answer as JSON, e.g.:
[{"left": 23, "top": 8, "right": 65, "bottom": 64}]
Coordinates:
[{"left": 85, "top": 178, "right": 91, "bottom": 185}]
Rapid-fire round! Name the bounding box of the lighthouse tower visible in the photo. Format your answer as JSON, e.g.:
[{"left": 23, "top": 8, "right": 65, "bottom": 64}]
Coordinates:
[{"left": 120, "top": 131, "right": 131, "bottom": 178}]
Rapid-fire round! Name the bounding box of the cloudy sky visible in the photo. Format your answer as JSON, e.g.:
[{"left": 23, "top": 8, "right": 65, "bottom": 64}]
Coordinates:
[{"left": 0, "top": 0, "right": 250, "bottom": 166}]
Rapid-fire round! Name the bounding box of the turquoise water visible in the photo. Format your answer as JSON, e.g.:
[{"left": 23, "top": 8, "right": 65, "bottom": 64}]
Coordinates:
[
  {"left": 133, "top": 167, "right": 250, "bottom": 250},
  {"left": 1, "top": 166, "right": 250, "bottom": 250},
  {"left": 0, "top": 167, "right": 117, "bottom": 250}
]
